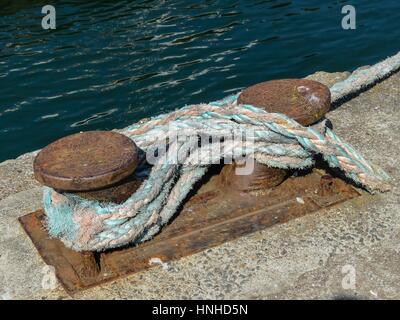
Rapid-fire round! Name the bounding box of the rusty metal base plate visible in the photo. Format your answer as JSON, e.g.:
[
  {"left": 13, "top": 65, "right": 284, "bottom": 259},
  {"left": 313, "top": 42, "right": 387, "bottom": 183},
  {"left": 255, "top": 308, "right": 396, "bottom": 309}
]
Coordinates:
[{"left": 19, "top": 169, "right": 360, "bottom": 295}]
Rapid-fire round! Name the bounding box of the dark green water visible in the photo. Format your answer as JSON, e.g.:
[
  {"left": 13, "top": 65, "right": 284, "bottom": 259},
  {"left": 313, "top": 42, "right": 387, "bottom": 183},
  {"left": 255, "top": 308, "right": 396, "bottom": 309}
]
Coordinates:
[{"left": 1, "top": 0, "right": 399, "bottom": 161}]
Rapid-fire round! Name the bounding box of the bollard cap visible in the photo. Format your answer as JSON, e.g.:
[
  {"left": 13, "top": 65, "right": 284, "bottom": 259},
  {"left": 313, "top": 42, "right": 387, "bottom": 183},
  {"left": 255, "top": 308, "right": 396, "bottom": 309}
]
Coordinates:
[
  {"left": 34, "top": 131, "right": 139, "bottom": 191},
  {"left": 237, "top": 79, "right": 331, "bottom": 125}
]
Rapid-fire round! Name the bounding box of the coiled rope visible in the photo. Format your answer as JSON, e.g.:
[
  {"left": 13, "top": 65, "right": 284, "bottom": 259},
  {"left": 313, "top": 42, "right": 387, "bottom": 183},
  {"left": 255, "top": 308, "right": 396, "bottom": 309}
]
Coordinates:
[{"left": 44, "top": 52, "right": 399, "bottom": 252}]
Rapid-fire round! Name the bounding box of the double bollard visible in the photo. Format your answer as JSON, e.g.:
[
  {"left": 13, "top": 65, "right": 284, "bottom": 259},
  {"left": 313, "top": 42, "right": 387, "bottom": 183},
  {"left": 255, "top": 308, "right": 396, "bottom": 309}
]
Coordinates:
[{"left": 33, "top": 79, "right": 331, "bottom": 277}]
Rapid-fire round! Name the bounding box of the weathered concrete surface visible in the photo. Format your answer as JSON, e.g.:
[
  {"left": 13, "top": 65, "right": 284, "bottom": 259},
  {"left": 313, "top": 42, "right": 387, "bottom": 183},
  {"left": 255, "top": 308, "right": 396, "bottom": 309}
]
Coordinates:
[
  {"left": 0, "top": 69, "right": 399, "bottom": 300},
  {"left": 0, "top": 151, "right": 40, "bottom": 202}
]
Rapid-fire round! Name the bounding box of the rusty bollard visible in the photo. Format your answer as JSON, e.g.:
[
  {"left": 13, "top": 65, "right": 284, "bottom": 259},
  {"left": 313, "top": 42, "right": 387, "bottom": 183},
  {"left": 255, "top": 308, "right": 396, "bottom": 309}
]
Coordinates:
[
  {"left": 220, "top": 79, "right": 331, "bottom": 192},
  {"left": 33, "top": 131, "right": 141, "bottom": 277}
]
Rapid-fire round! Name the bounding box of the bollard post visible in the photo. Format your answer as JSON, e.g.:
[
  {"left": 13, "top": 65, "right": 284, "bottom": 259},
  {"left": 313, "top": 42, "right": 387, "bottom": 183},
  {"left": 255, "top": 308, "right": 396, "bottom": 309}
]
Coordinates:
[
  {"left": 33, "top": 131, "right": 141, "bottom": 278},
  {"left": 220, "top": 79, "right": 331, "bottom": 192}
]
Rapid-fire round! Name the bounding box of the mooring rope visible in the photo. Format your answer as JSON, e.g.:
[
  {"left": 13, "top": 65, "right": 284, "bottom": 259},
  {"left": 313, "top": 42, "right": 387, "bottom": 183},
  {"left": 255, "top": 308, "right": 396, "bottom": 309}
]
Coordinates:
[{"left": 43, "top": 52, "right": 399, "bottom": 252}]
